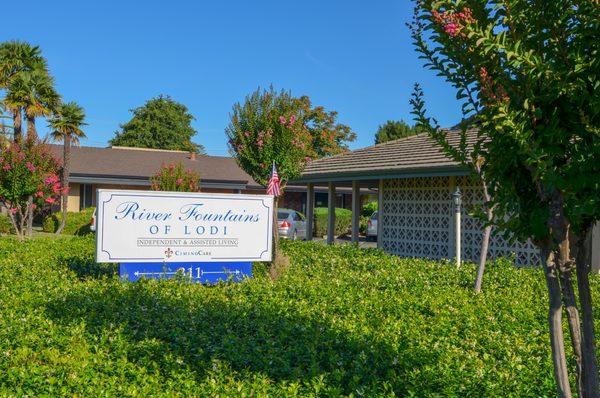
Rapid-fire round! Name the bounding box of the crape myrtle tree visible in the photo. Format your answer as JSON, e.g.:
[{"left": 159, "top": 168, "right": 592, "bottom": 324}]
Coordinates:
[
  {"left": 150, "top": 162, "right": 201, "bottom": 192},
  {"left": 0, "top": 138, "right": 63, "bottom": 239},
  {"left": 110, "top": 95, "right": 205, "bottom": 154},
  {"left": 225, "top": 87, "right": 318, "bottom": 261},
  {"left": 409, "top": 1, "right": 600, "bottom": 397}
]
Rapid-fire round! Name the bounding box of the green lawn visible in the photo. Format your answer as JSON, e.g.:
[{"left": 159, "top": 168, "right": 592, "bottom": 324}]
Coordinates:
[{"left": 0, "top": 236, "right": 592, "bottom": 396}]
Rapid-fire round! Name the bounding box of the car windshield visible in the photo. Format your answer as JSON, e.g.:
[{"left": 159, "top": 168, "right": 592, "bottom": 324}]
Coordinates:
[{"left": 277, "top": 211, "right": 290, "bottom": 220}]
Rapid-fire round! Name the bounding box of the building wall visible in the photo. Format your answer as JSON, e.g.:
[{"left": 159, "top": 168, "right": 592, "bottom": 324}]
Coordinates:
[
  {"left": 67, "top": 183, "right": 81, "bottom": 212},
  {"left": 380, "top": 176, "right": 540, "bottom": 266}
]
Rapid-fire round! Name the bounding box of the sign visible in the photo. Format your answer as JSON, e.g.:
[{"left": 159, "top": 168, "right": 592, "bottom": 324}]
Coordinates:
[
  {"left": 119, "top": 262, "right": 252, "bottom": 284},
  {"left": 95, "top": 190, "right": 274, "bottom": 263}
]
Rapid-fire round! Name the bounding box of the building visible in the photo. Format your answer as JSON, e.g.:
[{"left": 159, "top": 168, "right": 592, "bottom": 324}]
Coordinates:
[
  {"left": 47, "top": 145, "right": 264, "bottom": 212},
  {"left": 293, "top": 131, "right": 600, "bottom": 268},
  {"left": 46, "top": 145, "right": 368, "bottom": 214}
]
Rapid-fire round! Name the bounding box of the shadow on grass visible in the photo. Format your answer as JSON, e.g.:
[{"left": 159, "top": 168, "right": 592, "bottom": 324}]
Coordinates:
[
  {"left": 45, "top": 280, "right": 441, "bottom": 394},
  {"left": 57, "top": 254, "right": 118, "bottom": 279}
]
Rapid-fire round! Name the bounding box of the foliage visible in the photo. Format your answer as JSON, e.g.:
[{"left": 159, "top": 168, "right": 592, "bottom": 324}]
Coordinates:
[
  {"left": 225, "top": 87, "right": 313, "bottom": 188},
  {"left": 359, "top": 215, "right": 370, "bottom": 235},
  {"left": 110, "top": 95, "right": 205, "bottom": 154},
  {"left": 313, "top": 207, "right": 352, "bottom": 237},
  {"left": 362, "top": 200, "right": 378, "bottom": 217},
  {"left": 150, "top": 162, "right": 200, "bottom": 192},
  {"left": 292, "top": 95, "right": 356, "bottom": 157},
  {"left": 0, "top": 213, "right": 14, "bottom": 234},
  {"left": 1, "top": 236, "right": 597, "bottom": 395},
  {"left": 42, "top": 207, "right": 95, "bottom": 236},
  {"left": 0, "top": 139, "right": 63, "bottom": 238},
  {"left": 49, "top": 102, "right": 87, "bottom": 145},
  {"left": 374, "top": 120, "right": 421, "bottom": 144},
  {"left": 409, "top": 1, "right": 600, "bottom": 394}
]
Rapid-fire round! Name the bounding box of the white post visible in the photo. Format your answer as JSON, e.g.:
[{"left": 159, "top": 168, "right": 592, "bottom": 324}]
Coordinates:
[
  {"left": 306, "top": 183, "right": 314, "bottom": 241},
  {"left": 351, "top": 180, "right": 360, "bottom": 244},
  {"left": 327, "top": 182, "right": 335, "bottom": 245},
  {"left": 453, "top": 187, "right": 462, "bottom": 268}
]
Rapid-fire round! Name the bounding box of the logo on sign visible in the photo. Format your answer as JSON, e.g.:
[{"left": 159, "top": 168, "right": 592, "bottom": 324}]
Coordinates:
[{"left": 165, "top": 248, "right": 173, "bottom": 258}]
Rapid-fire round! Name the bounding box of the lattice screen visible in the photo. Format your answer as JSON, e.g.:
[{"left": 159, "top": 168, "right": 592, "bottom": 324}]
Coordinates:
[{"left": 381, "top": 176, "right": 540, "bottom": 266}]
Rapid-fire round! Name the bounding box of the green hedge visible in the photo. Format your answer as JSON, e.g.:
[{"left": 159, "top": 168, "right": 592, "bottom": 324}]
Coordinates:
[
  {"left": 361, "top": 200, "right": 378, "bottom": 217},
  {"left": 313, "top": 207, "right": 352, "bottom": 237},
  {"left": 43, "top": 207, "right": 95, "bottom": 235},
  {"left": 0, "top": 236, "right": 588, "bottom": 395},
  {"left": 0, "top": 213, "right": 14, "bottom": 235}
]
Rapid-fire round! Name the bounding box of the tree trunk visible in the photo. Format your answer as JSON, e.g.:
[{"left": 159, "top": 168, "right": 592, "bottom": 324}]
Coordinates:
[
  {"left": 474, "top": 224, "right": 491, "bottom": 293},
  {"left": 26, "top": 115, "right": 37, "bottom": 141},
  {"left": 541, "top": 243, "right": 572, "bottom": 398},
  {"left": 559, "top": 267, "right": 584, "bottom": 396},
  {"left": 575, "top": 227, "right": 600, "bottom": 397},
  {"left": 56, "top": 135, "right": 70, "bottom": 235},
  {"left": 12, "top": 108, "right": 22, "bottom": 144},
  {"left": 26, "top": 196, "right": 34, "bottom": 236}
]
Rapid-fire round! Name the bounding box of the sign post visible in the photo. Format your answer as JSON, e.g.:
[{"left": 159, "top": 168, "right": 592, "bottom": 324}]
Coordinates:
[{"left": 95, "top": 190, "right": 274, "bottom": 283}]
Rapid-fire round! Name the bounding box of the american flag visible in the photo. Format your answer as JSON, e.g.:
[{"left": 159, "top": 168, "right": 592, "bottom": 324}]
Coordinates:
[{"left": 267, "top": 162, "right": 281, "bottom": 197}]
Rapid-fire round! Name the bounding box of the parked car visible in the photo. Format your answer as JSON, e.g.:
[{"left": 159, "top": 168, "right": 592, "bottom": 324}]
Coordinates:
[
  {"left": 367, "top": 211, "right": 378, "bottom": 241},
  {"left": 90, "top": 208, "right": 97, "bottom": 232},
  {"left": 278, "top": 209, "right": 307, "bottom": 240}
]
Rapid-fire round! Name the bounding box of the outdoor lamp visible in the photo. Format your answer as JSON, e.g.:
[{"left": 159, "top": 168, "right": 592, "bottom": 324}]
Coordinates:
[{"left": 452, "top": 187, "right": 462, "bottom": 210}]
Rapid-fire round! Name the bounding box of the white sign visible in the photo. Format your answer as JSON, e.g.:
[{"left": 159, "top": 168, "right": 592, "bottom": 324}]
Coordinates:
[{"left": 95, "top": 190, "right": 274, "bottom": 263}]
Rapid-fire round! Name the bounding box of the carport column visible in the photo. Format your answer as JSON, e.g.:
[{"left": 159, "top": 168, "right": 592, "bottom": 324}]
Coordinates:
[
  {"left": 377, "top": 179, "right": 384, "bottom": 249},
  {"left": 306, "top": 183, "right": 314, "bottom": 241},
  {"left": 327, "top": 182, "right": 336, "bottom": 245},
  {"left": 351, "top": 180, "right": 360, "bottom": 243}
]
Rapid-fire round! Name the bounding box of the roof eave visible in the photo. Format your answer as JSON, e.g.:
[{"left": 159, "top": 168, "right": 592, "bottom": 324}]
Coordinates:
[{"left": 291, "top": 164, "right": 469, "bottom": 184}]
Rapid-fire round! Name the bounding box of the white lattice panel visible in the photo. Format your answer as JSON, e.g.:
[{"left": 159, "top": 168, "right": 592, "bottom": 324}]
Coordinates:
[
  {"left": 381, "top": 176, "right": 540, "bottom": 266},
  {"left": 381, "top": 177, "right": 452, "bottom": 260}
]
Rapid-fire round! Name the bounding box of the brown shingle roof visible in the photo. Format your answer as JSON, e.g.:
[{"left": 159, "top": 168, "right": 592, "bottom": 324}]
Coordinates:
[
  {"left": 47, "top": 145, "right": 261, "bottom": 187},
  {"left": 299, "top": 130, "right": 478, "bottom": 180}
]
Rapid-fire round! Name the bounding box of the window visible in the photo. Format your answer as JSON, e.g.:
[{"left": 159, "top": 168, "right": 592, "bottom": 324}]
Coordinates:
[{"left": 79, "top": 184, "right": 95, "bottom": 210}]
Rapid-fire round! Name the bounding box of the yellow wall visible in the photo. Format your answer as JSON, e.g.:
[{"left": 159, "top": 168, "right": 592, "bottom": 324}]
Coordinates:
[{"left": 67, "top": 183, "right": 81, "bottom": 212}]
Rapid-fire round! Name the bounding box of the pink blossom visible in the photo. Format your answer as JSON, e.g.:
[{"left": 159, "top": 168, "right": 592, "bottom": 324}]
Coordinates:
[
  {"left": 17, "top": 152, "right": 25, "bottom": 161},
  {"left": 288, "top": 115, "right": 296, "bottom": 125},
  {"left": 35, "top": 191, "right": 44, "bottom": 198},
  {"left": 45, "top": 197, "right": 56, "bottom": 204},
  {"left": 279, "top": 116, "right": 286, "bottom": 124},
  {"left": 52, "top": 183, "right": 62, "bottom": 194},
  {"left": 305, "top": 156, "right": 312, "bottom": 162},
  {"left": 244, "top": 131, "right": 250, "bottom": 137},
  {"left": 10, "top": 208, "right": 17, "bottom": 215},
  {"left": 45, "top": 174, "right": 59, "bottom": 185},
  {"left": 176, "top": 178, "right": 183, "bottom": 185},
  {"left": 2, "top": 164, "right": 10, "bottom": 171},
  {"left": 257, "top": 139, "right": 264, "bottom": 148},
  {"left": 25, "top": 161, "right": 36, "bottom": 172},
  {"left": 443, "top": 23, "right": 458, "bottom": 36},
  {"left": 31, "top": 203, "right": 37, "bottom": 210}
]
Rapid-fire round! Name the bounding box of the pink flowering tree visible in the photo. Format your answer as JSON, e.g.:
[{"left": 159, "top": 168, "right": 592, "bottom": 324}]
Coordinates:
[
  {"left": 150, "top": 162, "right": 200, "bottom": 192},
  {"left": 0, "top": 138, "right": 63, "bottom": 239},
  {"left": 409, "top": 1, "right": 600, "bottom": 396},
  {"left": 226, "top": 87, "right": 314, "bottom": 266}
]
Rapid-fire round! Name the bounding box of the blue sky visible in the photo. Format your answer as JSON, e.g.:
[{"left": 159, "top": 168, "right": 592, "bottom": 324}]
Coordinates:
[{"left": 3, "top": 0, "right": 461, "bottom": 156}]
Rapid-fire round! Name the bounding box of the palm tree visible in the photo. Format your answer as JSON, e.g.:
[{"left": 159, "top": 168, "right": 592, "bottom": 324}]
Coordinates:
[
  {"left": 0, "top": 41, "right": 47, "bottom": 143},
  {"left": 20, "top": 68, "right": 60, "bottom": 140},
  {"left": 49, "top": 102, "right": 87, "bottom": 234}
]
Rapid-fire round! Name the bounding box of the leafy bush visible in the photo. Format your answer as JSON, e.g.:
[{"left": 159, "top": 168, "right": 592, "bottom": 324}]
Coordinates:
[
  {"left": 0, "top": 213, "right": 14, "bottom": 235},
  {"left": 359, "top": 215, "right": 370, "bottom": 235},
  {"left": 43, "top": 207, "right": 95, "bottom": 235},
  {"left": 151, "top": 162, "right": 200, "bottom": 192},
  {"left": 1, "top": 236, "right": 597, "bottom": 396},
  {"left": 313, "top": 207, "right": 352, "bottom": 237},
  {"left": 362, "top": 200, "right": 378, "bottom": 217}
]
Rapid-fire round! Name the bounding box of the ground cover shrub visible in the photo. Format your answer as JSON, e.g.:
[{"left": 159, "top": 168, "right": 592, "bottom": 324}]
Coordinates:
[
  {"left": 314, "top": 207, "right": 352, "bottom": 237},
  {"left": 42, "top": 207, "right": 95, "bottom": 235},
  {"left": 0, "top": 236, "right": 596, "bottom": 396}
]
